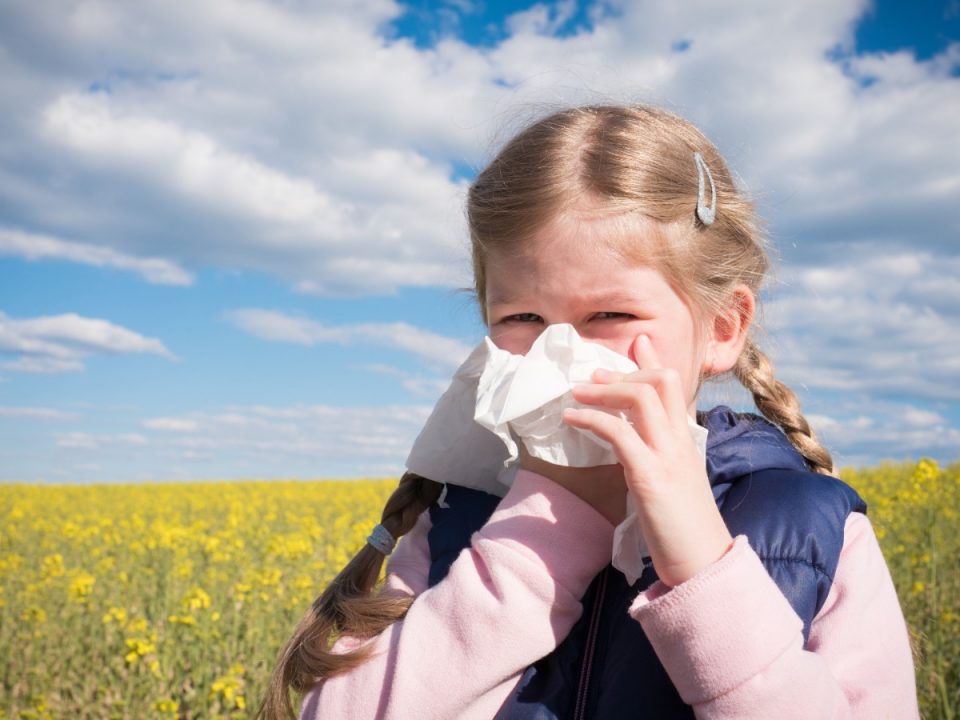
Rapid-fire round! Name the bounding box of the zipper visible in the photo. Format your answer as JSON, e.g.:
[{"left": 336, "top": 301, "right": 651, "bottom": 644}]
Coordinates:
[{"left": 573, "top": 567, "right": 608, "bottom": 720}]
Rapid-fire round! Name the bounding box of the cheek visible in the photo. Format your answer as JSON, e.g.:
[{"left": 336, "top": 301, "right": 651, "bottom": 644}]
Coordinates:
[
  {"left": 652, "top": 335, "right": 704, "bottom": 401},
  {"left": 589, "top": 337, "right": 636, "bottom": 361},
  {"left": 488, "top": 325, "right": 540, "bottom": 356}
]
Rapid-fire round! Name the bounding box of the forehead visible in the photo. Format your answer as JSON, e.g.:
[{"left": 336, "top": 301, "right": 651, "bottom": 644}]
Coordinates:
[
  {"left": 483, "top": 209, "right": 665, "bottom": 287},
  {"left": 490, "top": 202, "right": 669, "bottom": 259},
  {"left": 484, "top": 229, "right": 674, "bottom": 308}
]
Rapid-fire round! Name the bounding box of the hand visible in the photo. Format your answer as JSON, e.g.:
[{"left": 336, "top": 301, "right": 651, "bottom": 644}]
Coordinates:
[
  {"left": 562, "top": 335, "right": 733, "bottom": 587},
  {"left": 518, "top": 444, "right": 627, "bottom": 526}
]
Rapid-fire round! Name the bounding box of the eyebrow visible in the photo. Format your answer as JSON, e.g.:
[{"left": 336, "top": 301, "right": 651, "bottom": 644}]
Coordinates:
[
  {"left": 486, "top": 290, "right": 652, "bottom": 306},
  {"left": 577, "top": 290, "right": 651, "bottom": 305},
  {"left": 485, "top": 291, "right": 518, "bottom": 306}
]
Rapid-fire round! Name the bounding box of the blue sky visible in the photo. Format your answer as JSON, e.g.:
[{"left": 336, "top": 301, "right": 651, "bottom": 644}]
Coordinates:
[{"left": 1, "top": 0, "right": 958, "bottom": 483}]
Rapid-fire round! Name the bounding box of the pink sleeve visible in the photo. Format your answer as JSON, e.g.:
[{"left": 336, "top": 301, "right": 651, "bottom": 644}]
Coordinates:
[
  {"left": 629, "top": 513, "right": 919, "bottom": 719},
  {"left": 300, "top": 470, "right": 615, "bottom": 720}
]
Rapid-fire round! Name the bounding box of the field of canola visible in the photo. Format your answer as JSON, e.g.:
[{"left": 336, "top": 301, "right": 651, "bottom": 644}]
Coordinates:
[{"left": 1, "top": 459, "right": 957, "bottom": 719}]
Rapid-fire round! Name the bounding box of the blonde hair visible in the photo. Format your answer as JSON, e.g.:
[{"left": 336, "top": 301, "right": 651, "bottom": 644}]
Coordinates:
[{"left": 259, "top": 104, "right": 833, "bottom": 719}]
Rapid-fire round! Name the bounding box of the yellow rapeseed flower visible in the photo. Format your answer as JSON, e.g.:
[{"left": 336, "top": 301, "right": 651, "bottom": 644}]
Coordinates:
[
  {"left": 124, "top": 637, "right": 157, "bottom": 664},
  {"left": 167, "top": 614, "right": 197, "bottom": 626},
  {"left": 68, "top": 570, "right": 96, "bottom": 601},
  {"left": 126, "top": 617, "right": 149, "bottom": 634},
  {"left": 41, "top": 554, "right": 64, "bottom": 578},
  {"left": 182, "top": 586, "right": 212, "bottom": 611},
  {"left": 102, "top": 607, "right": 128, "bottom": 625},
  {"left": 0, "top": 553, "right": 24, "bottom": 575},
  {"left": 210, "top": 666, "right": 246, "bottom": 710},
  {"left": 20, "top": 606, "right": 46, "bottom": 624},
  {"left": 152, "top": 698, "right": 180, "bottom": 718},
  {"left": 913, "top": 458, "right": 940, "bottom": 485}
]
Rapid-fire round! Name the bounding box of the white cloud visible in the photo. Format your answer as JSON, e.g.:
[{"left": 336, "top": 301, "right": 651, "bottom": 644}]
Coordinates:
[
  {"left": 143, "top": 417, "right": 199, "bottom": 432},
  {"left": 901, "top": 408, "right": 945, "bottom": 428},
  {"left": 806, "top": 402, "right": 960, "bottom": 469},
  {"left": 43, "top": 93, "right": 348, "bottom": 229},
  {"left": 0, "top": 227, "right": 192, "bottom": 285},
  {"left": 1, "top": 356, "right": 86, "bottom": 373},
  {"left": 44, "top": 401, "right": 434, "bottom": 482},
  {"left": 55, "top": 430, "right": 148, "bottom": 451},
  {"left": 0, "top": 310, "right": 176, "bottom": 373},
  {"left": 1, "top": 0, "right": 487, "bottom": 294},
  {"left": 505, "top": 0, "right": 579, "bottom": 36},
  {"left": 807, "top": 413, "right": 874, "bottom": 433},
  {"left": 227, "top": 308, "right": 472, "bottom": 370},
  {"left": 359, "top": 363, "right": 453, "bottom": 398},
  {"left": 56, "top": 431, "right": 99, "bottom": 449},
  {"left": 35, "top": 90, "right": 471, "bottom": 293},
  {"left": 762, "top": 253, "right": 960, "bottom": 401},
  {"left": 0, "top": 406, "right": 79, "bottom": 421}
]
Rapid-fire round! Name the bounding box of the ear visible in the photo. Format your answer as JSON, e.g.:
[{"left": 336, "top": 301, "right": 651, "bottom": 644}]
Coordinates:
[{"left": 702, "top": 285, "right": 755, "bottom": 375}]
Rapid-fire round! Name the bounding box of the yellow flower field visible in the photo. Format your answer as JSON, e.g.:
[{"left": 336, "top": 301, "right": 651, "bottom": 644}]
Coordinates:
[
  {"left": 1, "top": 461, "right": 957, "bottom": 719},
  {"left": 838, "top": 459, "right": 960, "bottom": 719}
]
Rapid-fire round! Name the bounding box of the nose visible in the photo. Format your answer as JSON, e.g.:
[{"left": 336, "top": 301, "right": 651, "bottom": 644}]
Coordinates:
[
  {"left": 563, "top": 327, "right": 634, "bottom": 360},
  {"left": 540, "top": 323, "right": 636, "bottom": 364}
]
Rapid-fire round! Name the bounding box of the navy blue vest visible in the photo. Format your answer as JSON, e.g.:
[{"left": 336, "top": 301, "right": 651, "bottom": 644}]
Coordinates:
[{"left": 425, "top": 408, "right": 866, "bottom": 719}]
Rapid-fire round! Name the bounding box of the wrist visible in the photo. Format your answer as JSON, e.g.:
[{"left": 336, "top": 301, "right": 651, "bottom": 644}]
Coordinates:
[{"left": 660, "top": 524, "right": 734, "bottom": 588}]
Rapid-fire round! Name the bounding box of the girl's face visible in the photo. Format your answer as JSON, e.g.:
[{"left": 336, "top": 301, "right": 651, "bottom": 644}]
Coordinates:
[{"left": 484, "top": 213, "right": 706, "bottom": 412}]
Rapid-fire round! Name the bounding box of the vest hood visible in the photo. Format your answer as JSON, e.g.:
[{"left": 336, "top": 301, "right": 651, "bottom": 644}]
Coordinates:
[{"left": 698, "top": 406, "right": 811, "bottom": 488}]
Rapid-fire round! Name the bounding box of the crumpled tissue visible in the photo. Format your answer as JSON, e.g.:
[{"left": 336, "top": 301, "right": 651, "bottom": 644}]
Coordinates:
[{"left": 405, "top": 323, "right": 708, "bottom": 585}]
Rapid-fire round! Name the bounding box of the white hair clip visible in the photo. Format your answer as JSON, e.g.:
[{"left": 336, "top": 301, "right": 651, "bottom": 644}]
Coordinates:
[
  {"left": 694, "top": 152, "right": 716, "bottom": 226},
  {"left": 367, "top": 523, "right": 397, "bottom": 555}
]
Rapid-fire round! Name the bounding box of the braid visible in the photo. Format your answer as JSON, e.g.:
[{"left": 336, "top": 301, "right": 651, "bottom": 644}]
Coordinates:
[
  {"left": 257, "top": 472, "right": 443, "bottom": 720},
  {"left": 734, "top": 340, "right": 836, "bottom": 476}
]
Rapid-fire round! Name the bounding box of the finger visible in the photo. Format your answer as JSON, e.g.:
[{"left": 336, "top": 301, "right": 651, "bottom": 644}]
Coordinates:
[
  {"left": 562, "top": 406, "right": 653, "bottom": 474},
  {"left": 591, "top": 335, "right": 662, "bottom": 383},
  {"left": 570, "top": 382, "right": 672, "bottom": 452},
  {"left": 633, "top": 335, "right": 690, "bottom": 427},
  {"left": 631, "top": 334, "right": 661, "bottom": 370},
  {"left": 576, "top": 369, "right": 683, "bottom": 409},
  {"left": 590, "top": 367, "right": 624, "bottom": 385},
  {"left": 575, "top": 368, "right": 687, "bottom": 431}
]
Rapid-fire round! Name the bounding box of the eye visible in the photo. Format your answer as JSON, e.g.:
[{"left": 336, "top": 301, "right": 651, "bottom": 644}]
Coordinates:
[
  {"left": 592, "top": 312, "right": 635, "bottom": 320},
  {"left": 503, "top": 313, "right": 544, "bottom": 323}
]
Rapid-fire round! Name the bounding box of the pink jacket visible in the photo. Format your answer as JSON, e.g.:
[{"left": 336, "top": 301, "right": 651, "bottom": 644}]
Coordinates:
[{"left": 300, "top": 470, "right": 918, "bottom": 719}]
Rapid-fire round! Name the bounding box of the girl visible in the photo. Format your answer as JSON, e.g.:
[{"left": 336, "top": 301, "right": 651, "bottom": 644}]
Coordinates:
[{"left": 259, "top": 105, "right": 918, "bottom": 719}]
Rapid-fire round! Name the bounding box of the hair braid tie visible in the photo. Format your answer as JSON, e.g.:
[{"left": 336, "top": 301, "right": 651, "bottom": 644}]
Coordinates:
[{"left": 366, "top": 524, "right": 396, "bottom": 555}]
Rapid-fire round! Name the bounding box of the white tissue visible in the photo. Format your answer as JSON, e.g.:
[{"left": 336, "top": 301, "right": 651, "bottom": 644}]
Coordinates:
[
  {"left": 404, "top": 339, "right": 517, "bottom": 495},
  {"left": 405, "top": 323, "right": 708, "bottom": 585},
  {"left": 474, "top": 324, "right": 639, "bottom": 467}
]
